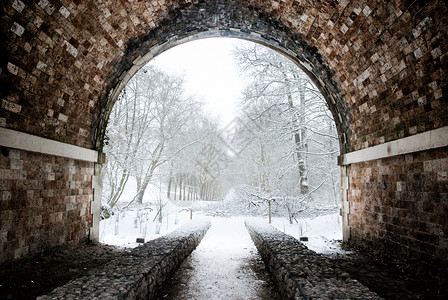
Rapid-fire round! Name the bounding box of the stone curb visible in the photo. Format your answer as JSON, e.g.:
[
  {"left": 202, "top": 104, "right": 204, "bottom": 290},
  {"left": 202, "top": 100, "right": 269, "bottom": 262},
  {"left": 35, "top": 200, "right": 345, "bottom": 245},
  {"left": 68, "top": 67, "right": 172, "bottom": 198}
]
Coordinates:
[
  {"left": 245, "top": 220, "right": 382, "bottom": 300},
  {"left": 37, "top": 219, "right": 211, "bottom": 300}
]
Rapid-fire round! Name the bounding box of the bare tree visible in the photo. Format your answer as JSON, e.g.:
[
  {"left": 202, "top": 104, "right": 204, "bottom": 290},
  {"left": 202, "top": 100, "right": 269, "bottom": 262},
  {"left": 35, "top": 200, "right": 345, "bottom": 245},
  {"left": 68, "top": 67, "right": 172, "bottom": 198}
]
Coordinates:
[
  {"left": 103, "top": 70, "right": 153, "bottom": 209},
  {"left": 103, "top": 66, "right": 203, "bottom": 207},
  {"left": 232, "top": 42, "right": 340, "bottom": 220}
]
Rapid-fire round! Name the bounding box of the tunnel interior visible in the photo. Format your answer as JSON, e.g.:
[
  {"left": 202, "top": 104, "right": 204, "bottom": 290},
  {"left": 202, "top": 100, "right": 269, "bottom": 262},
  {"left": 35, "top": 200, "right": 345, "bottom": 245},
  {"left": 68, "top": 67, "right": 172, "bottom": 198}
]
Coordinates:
[{"left": 0, "top": 0, "right": 447, "bottom": 273}]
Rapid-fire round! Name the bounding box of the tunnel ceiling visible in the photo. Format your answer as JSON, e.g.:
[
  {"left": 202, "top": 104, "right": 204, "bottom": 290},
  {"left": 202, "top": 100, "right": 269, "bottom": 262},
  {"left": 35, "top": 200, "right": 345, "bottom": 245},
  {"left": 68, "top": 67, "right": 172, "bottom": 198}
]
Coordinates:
[{"left": 0, "top": 0, "right": 447, "bottom": 153}]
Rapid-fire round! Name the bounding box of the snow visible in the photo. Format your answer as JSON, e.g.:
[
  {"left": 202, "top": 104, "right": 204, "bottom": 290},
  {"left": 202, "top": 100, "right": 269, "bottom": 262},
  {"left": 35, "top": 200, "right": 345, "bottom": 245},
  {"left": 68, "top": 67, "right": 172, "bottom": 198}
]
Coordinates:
[
  {"left": 101, "top": 182, "right": 345, "bottom": 254},
  {"left": 270, "top": 212, "right": 346, "bottom": 254},
  {"left": 160, "top": 217, "right": 279, "bottom": 300},
  {"left": 99, "top": 201, "right": 192, "bottom": 248},
  {"left": 101, "top": 200, "right": 345, "bottom": 255}
]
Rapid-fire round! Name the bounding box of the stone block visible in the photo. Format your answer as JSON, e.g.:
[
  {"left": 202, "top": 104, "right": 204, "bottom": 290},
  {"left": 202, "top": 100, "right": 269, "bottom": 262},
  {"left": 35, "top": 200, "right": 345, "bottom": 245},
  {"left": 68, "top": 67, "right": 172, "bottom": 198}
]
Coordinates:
[
  {"left": 246, "top": 221, "right": 381, "bottom": 299},
  {"left": 37, "top": 220, "right": 210, "bottom": 300}
]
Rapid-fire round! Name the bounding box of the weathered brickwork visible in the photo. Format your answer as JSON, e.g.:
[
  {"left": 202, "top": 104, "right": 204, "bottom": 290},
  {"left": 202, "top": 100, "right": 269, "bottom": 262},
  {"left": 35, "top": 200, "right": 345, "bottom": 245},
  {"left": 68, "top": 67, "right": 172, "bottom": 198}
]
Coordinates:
[
  {"left": 0, "top": 1, "right": 446, "bottom": 151},
  {"left": 0, "top": 0, "right": 447, "bottom": 267},
  {"left": 0, "top": 148, "right": 93, "bottom": 263},
  {"left": 347, "top": 147, "right": 448, "bottom": 265}
]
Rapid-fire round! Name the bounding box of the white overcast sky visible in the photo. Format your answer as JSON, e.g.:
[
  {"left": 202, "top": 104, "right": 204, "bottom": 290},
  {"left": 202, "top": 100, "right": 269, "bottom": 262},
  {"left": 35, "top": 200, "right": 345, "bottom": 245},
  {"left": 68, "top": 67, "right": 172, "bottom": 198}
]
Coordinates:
[{"left": 149, "top": 37, "right": 248, "bottom": 127}]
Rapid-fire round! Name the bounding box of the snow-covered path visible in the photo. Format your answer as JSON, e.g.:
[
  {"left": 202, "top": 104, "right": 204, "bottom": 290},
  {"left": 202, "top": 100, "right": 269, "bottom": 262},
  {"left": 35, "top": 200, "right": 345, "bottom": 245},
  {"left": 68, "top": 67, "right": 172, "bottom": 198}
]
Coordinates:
[{"left": 157, "top": 217, "right": 281, "bottom": 299}]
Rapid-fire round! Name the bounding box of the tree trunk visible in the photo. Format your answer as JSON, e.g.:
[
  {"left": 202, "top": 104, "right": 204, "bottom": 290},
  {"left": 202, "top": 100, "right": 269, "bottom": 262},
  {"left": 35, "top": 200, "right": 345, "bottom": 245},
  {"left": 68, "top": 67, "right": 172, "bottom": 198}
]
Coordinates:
[
  {"left": 167, "top": 169, "right": 172, "bottom": 199},
  {"left": 135, "top": 175, "right": 151, "bottom": 204},
  {"left": 173, "top": 181, "right": 177, "bottom": 201},
  {"left": 108, "top": 170, "right": 130, "bottom": 208},
  {"left": 178, "top": 175, "right": 182, "bottom": 200},
  {"left": 285, "top": 74, "right": 308, "bottom": 194}
]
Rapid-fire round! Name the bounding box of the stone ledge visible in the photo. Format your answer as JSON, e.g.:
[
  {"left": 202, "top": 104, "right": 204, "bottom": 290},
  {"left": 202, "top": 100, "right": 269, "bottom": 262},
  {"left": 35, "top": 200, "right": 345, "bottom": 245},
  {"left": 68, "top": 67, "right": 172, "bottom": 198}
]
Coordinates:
[
  {"left": 0, "top": 127, "right": 98, "bottom": 162},
  {"left": 37, "top": 219, "right": 211, "bottom": 300},
  {"left": 339, "top": 126, "right": 448, "bottom": 165},
  {"left": 245, "top": 220, "right": 381, "bottom": 299}
]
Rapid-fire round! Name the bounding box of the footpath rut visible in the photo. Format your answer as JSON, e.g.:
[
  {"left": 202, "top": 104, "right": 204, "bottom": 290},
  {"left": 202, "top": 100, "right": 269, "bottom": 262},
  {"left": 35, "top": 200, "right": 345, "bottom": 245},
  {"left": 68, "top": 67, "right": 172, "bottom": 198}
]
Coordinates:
[{"left": 156, "top": 217, "right": 281, "bottom": 300}]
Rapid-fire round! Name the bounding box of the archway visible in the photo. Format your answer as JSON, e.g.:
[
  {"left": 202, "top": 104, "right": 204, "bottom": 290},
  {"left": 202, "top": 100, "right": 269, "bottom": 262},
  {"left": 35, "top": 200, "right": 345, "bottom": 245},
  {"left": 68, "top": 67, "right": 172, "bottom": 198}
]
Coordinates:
[
  {"left": 98, "top": 37, "right": 343, "bottom": 250},
  {"left": 0, "top": 0, "right": 446, "bottom": 268},
  {"left": 90, "top": 12, "right": 352, "bottom": 245},
  {"left": 93, "top": 29, "right": 350, "bottom": 155}
]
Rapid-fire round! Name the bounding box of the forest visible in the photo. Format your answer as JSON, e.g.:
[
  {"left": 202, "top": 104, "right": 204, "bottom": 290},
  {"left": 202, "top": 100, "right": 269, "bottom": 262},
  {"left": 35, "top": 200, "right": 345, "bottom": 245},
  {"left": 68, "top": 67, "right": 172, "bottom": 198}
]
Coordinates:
[{"left": 101, "top": 41, "right": 340, "bottom": 227}]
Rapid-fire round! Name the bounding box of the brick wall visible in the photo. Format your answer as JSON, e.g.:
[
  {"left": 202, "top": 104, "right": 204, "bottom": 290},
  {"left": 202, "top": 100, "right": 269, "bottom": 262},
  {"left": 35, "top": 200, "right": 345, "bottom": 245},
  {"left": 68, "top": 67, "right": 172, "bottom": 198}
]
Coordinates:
[
  {"left": 0, "top": 148, "right": 93, "bottom": 263},
  {"left": 1, "top": 1, "right": 446, "bottom": 152},
  {"left": 248, "top": 0, "right": 448, "bottom": 151},
  {"left": 347, "top": 146, "right": 448, "bottom": 265}
]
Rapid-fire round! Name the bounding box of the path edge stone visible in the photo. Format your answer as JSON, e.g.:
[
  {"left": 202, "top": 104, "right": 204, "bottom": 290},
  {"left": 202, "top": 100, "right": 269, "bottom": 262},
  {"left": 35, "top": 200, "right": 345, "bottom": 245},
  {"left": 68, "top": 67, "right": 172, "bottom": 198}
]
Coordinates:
[
  {"left": 245, "top": 220, "right": 382, "bottom": 300},
  {"left": 37, "top": 219, "right": 211, "bottom": 300}
]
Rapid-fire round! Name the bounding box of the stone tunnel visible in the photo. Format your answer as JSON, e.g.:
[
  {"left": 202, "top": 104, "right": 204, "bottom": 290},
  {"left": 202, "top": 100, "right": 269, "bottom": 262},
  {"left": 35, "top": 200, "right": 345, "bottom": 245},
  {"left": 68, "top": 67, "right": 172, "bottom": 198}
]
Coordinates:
[{"left": 0, "top": 0, "right": 447, "bottom": 273}]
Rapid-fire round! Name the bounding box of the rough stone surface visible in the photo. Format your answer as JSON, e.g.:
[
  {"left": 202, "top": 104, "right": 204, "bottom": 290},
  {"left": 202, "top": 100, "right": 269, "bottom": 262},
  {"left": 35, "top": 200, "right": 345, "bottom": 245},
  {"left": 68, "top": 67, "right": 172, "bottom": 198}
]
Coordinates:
[
  {"left": 0, "top": 148, "right": 93, "bottom": 263},
  {"left": 347, "top": 146, "right": 448, "bottom": 271},
  {"left": 246, "top": 220, "right": 382, "bottom": 300},
  {"left": 2, "top": 221, "right": 445, "bottom": 299},
  {"left": 36, "top": 219, "right": 211, "bottom": 300},
  {"left": 0, "top": 0, "right": 446, "bottom": 151}
]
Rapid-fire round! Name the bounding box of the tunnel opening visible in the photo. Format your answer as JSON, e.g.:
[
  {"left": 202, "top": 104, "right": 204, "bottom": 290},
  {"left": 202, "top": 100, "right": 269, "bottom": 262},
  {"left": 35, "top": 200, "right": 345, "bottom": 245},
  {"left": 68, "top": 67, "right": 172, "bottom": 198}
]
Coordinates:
[
  {"left": 89, "top": 1, "right": 448, "bottom": 279},
  {"left": 98, "top": 37, "right": 343, "bottom": 252}
]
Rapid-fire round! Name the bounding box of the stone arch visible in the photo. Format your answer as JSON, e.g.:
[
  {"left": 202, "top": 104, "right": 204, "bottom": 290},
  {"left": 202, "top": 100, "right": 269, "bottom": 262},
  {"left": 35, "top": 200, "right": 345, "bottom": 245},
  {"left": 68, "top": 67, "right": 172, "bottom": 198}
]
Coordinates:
[
  {"left": 93, "top": 7, "right": 350, "bottom": 154},
  {"left": 0, "top": 0, "right": 447, "bottom": 267}
]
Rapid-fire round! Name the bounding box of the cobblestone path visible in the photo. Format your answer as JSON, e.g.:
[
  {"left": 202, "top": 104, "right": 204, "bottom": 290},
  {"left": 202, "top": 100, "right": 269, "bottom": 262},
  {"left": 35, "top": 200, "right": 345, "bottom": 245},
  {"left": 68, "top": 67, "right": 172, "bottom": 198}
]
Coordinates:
[{"left": 156, "top": 217, "right": 281, "bottom": 300}]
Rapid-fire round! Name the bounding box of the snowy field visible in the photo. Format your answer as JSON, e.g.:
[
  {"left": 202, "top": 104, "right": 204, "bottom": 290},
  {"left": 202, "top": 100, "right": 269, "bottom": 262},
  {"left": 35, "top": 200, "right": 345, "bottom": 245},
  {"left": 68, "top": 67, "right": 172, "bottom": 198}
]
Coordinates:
[
  {"left": 269, "top": 213, "right": 344, "bottom": 254},
  {"left": 99, "top": 201, "right": 193, "bottom": 248},
  {"left": 101, "top": 181, "right": 344, "bottom": 253},
  {"left": 100, "top": 202, "right": 344, "bottom": 254}
]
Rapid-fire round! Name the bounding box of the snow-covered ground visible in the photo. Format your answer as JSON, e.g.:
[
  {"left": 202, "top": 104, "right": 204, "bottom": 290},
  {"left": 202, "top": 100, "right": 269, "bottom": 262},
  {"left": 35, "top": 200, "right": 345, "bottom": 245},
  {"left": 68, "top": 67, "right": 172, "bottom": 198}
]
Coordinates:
[
  {"left": 160, "top": 217, "right": 281, "bottom": 300},
  {"left": 101, "top": 202, "right": 344, "bottom": 255},
  {"left": 101, "top": 183, "right": 344, "bottom": 253},
  {"left": 270, "top": 213, "right": 345, "bottom": 254},
  {"left": 99, "top": 201, "right": 193, "bottom": 247}
]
